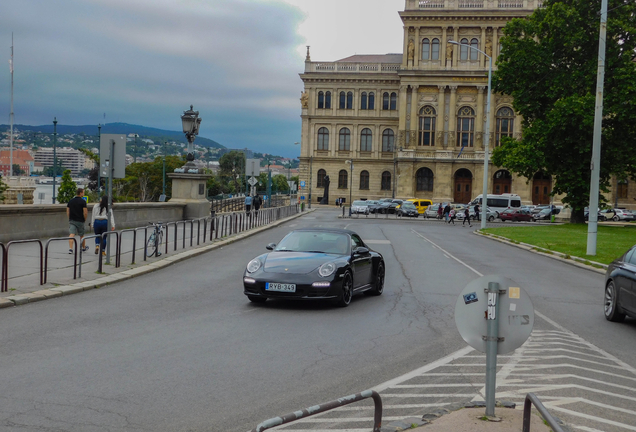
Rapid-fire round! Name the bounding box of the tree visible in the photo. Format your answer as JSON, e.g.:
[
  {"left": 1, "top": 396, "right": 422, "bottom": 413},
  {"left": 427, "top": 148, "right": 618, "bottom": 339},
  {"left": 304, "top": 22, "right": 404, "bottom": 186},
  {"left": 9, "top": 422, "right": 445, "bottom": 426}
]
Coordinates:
[
  {"left": 117, "top": 156, "right": 185, "bottom": 202},
  {"left": 219, "top": 151, "right": 246, "bottom": 194},
  {"left": 42, "top": 162, "right": 66, "bottom": 177},
  {"left": 12, "top": 164, "right": 25, "bottom": 176},
  {"left": 56, "top": 170, "right": 77, "bottom": 203},
  {"left": 492, "top": 0, "right": 636, "bottom": 222}
]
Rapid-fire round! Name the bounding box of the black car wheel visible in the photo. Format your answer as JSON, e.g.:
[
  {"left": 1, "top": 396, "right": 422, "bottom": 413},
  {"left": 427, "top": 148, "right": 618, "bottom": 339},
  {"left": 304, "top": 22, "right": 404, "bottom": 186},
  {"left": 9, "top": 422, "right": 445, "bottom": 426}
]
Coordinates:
[
  {"left": 604, "top": 280, "right": 626, "bottom": 322},
  {"left": 488, "top": 215, "right": 495, "bottom": 222},
  {"left": 613, "top": 215, "right": 620, "bottom": 222},
  {"left": 335, "top": 271, "right": 353, "bottom": 307},
  {"left": 247, "top": 295, "right": 267, "bottom": 303},
  {"left": 368, "top": 263, "right": 384, "bottom": 296}
]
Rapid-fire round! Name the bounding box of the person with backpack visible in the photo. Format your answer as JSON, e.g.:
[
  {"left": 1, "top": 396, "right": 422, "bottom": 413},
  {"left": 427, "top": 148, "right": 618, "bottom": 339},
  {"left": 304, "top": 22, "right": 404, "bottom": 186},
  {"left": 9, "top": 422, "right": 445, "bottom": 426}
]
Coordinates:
[
  {"left": 90, "top": 195, "right": 115, "bottom": 255},
  {"left": 443, "top": 203, "right": 451, "bottom": 222},
  {"left": 462, "top": 207, "right": 472, "bottom": 227},
  {"left": 253, "top": 193, "right": 262, "bottom": 214},
  {"left": 448, "top": 207, "right": 456, "bottom": 224}
]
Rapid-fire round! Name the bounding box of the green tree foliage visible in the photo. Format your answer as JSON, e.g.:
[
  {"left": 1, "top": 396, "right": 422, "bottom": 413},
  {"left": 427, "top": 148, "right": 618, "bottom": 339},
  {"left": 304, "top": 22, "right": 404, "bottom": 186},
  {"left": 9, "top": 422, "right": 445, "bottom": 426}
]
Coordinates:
[
  {"left": 12, "top": 164, "right": 25, "bottom": 176},
  {"left": 219, "top": 151, "right": 246, "bottom": 194},
  {"left": 0, "top": 175, "right": 8, "bottom": 202},
  {"left": 116, "top": 156, "right": 184, "bottom": 202},
  {"left": 56, "top": 170, "right": 77, "bottom": 203},
  {"left": 42, "top": 162, "right": 66, "bottom": 177},
  {"left": 492, "top": 0, "right": 636, "bottom": 222}
]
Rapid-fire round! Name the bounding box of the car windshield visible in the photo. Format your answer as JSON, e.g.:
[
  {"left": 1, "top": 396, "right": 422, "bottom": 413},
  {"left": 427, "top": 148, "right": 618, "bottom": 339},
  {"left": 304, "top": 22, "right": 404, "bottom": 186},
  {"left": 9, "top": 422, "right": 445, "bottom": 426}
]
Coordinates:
[
  {"left": 352, "top": 201, "right": 366, "bottom": 206},
  {"left": 402, "top": 203, "right": 416, "bottom": 209},
  {"left": 275, "top": 231, "right": 350, "bottom": 255}
]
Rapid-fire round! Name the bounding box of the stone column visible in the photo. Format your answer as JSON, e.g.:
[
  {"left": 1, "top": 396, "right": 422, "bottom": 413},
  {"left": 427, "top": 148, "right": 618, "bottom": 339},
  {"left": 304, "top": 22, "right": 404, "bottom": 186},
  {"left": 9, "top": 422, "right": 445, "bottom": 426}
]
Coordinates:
[
  {"left": 414, "top": 28, "right": 421, "bottom": 67},
  {"left": 168, "top": 172, "right": 213, "bottom": 219},
  {"left": 492, "top": 27, "right": 499, "bottom": 59},
  {"left": 453, "top": 28, "right": 459, "bottom": 67},
  {"left": 481, "top": 27, "right": 487, "bottom": 68},
  {"left": 398, "top": 85, "right": 409, "bottom": 136},
  {"left": 448, "top": 86, "right": 458, "bottom": 148},
  {"left": 476, "top": 86, "right": 485, "bottom": 149},
  {"left": 436, "top": 85, "right": 446, "bottom": 147},
  {"left": 410, "top": 85, "right": 420, "bottom": 147},
  {"left": 441, "top": 27, "right": 448, "bottom": 67},
  {"left": 403, "top": 28, "right": 410, "bottom": 68},
  {"left": 330, "top": 124, "right": 337, "bottom": 157}
]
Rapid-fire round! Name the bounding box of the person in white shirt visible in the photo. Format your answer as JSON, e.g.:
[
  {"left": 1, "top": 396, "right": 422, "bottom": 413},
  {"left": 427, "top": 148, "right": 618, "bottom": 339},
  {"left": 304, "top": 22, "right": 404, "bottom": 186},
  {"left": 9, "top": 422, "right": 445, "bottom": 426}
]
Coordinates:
[{"left": 91, "top": 196, "right": 115, "bottom": 255}]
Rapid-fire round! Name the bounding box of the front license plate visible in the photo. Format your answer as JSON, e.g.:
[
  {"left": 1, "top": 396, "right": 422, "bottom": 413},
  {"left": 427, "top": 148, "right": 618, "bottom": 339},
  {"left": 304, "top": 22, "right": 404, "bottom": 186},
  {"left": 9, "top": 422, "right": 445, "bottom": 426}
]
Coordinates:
[{"left": 266, "top": 283, "right": 296, "bottom": 292}]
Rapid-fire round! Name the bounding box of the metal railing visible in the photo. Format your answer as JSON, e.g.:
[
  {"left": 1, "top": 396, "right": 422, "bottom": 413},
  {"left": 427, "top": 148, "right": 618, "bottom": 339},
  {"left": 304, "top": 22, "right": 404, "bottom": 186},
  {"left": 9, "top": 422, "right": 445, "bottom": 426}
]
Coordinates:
[
  {"left": 251, "top": 389, "right": 382, "bottom": 432},
  {"left": 523, "top": 392, "right": 564, "bottom": 432},
  {"left": 3, "top": 239, "right": 43, "bottom": 291}
]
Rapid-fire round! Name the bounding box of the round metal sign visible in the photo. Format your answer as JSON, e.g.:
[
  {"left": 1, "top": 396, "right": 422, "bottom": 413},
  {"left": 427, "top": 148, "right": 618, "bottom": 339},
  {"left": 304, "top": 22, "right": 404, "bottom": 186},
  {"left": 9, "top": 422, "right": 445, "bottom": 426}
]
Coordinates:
[{"left": 455, "top": 274, "right": 534, "bottom": 354}]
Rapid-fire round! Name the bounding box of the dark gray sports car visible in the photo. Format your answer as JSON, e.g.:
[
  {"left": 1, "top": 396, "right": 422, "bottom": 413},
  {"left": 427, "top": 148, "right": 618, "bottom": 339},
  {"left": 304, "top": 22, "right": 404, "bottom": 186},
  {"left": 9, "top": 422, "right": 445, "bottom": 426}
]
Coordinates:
[
  {"left": 243, "top": 228, "right": 385, "bottom": 307},
  {"left": 604, "top": 245, "right": 636, "bottom": 322}
]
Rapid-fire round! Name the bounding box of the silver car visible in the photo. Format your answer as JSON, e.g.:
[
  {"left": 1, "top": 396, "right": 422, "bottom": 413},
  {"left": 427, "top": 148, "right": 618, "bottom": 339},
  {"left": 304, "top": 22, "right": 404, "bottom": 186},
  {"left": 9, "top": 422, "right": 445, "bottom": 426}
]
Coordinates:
[{"left": 351, "top": 200, "right": 371, "bottom": 215}]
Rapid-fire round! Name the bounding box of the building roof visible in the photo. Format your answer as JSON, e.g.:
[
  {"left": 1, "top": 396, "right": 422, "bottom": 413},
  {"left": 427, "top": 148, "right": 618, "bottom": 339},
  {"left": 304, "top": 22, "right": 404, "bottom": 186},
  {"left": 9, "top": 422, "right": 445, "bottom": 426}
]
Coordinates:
[
  {"left": 0, "top": 149, "right": 34, "bottom": 161},
  {"left": 336, "top": 54, "right": 403, "bottom": 63}
]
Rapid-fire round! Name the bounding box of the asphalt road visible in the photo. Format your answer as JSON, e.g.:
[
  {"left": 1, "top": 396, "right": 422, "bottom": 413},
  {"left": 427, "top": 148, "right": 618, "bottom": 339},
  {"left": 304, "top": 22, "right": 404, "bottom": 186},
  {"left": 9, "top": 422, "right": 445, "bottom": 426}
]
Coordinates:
[{"left": 0, "top": 208, "right": 634, "bottom": 432}]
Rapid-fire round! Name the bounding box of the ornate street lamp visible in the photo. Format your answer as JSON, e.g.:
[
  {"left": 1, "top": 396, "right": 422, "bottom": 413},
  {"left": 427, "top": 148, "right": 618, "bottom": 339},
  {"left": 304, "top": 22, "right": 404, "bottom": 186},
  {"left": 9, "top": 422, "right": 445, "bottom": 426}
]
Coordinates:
[
  {"left": 52, "top": 117, "right": 58, "bottom": 204},
  {"left": 177, "top": 105, "right": 202, "bottom": 173}
]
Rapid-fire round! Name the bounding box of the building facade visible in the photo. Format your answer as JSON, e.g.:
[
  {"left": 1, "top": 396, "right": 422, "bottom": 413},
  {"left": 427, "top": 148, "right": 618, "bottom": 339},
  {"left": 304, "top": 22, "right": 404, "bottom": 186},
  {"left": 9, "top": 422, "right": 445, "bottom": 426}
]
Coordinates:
[
  {"left": 298, "top": 0, "right": 633, "bottom": 209},
  {"left": 34, "top": 147, "right": 86, "bottom": 175}
]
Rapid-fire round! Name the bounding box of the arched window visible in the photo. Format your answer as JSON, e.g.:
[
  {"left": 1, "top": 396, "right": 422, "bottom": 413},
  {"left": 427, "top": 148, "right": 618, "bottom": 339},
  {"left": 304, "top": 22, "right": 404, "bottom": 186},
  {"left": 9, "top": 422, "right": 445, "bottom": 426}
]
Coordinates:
[
  {"left": 317, "top": 91, "right": 324, "bottom": 109},
  {"left": 422, "top": 38, "right": 430, "bottom": 60},
  {"left": 457, "top": 106, "right": 475, "bottom": 148},
  {"left": 431, "top": 38, "right": 440, "bottom": 60},
  {"left": 325, "top": 91, "right": 331, "bottom": 109},
  {"left": 360, "top": 128, "right": 372, "bottom": 152},
  {"left": 360, "top": 170, "right": 370, "bottom": 190},
  {"left": 390, "top": 92, "right": 397, "bottom": 110},
  {"left": 361, "top": 92, "right": 368, "bottom": 110},
  {"left": 418, "top": 106, "right": 436, "bottom": 146},
  {"left": 317, "top": 169, "right": 326, "bottom": 187},
  {"left": 338, "top": 169, "right": 348, "bottom": 189},
  {"left": 317, "top": 127, "right": 329, "bottom": 150},
  {"left": 368, "top": 92, "right": 375, "bottom": 110},
  {"left": 470, "top": 38, "right": 479, "bottom": 60},
  {"left": 416, "top": 167, "right": 434, "bottom": 192},
  {"left": 495, "top": 107, "right": 515, "bottom": 147},
  {"left": 339, "top": 91, "right": 346, "bottom": 109},
  {"left": 381, "top": 171, "right": 392, "bottom": 190},
  {"left": 460, "top": 38, "right": 469, "bottom": 60},
  {"left": 382, "top": 92, "right": 390, "bottom": 110},
  {"left": 346, "top": 91, "right": 353, "bottom": 109},
  {"left": 339, "top": 128, "right": 351, "bottom": 151},
  {"left": 382, "top": 129, "right": 395, "bottom": 152}
]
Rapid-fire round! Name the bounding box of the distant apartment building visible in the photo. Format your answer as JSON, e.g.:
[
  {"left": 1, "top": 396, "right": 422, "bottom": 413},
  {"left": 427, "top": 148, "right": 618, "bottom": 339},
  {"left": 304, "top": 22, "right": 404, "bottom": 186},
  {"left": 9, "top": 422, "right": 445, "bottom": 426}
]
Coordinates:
[{"left": 34, "top": 147, "right": 85, "bottom": 175}]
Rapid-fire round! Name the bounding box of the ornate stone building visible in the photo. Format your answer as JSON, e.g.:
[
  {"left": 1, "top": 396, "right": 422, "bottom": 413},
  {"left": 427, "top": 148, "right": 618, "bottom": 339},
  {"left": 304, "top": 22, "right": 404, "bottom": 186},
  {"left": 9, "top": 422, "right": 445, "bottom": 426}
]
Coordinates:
[{"left": 298, "top": 0, "right": 575, "bottom": 207}]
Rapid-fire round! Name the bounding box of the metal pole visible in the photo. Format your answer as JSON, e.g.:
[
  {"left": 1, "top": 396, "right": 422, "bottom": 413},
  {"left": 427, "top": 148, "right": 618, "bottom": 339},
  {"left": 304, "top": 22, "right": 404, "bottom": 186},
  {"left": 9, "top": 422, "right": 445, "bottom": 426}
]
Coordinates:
[
  {"left": 349, "top": 161, "right": 353, "bottom": 217},
  {"left": 52, "top": 118, "right": 58, "bottom": 204},
  {"left": 97, "top": 124, "right": 101, "bottom": 197},
  {"left": 308, "top": 156, "right": 313, "bottom": 209},
  {"left": 267, "top": 161, "right": 272, "bottom": 208},
  {"left": 587, "top": 0, "right": 608, "bottom": 256},
  {"left": 162, "top": 156, "right": 166, "bottom": 196},
  {"left": 481, "top": 56, "right": 492, "bottom": 229},
  {"left": 106, "top": 139, "right": 114, "bottom": 265},
  {"left": 133, "top": 134, "right": 138, "bottom": 163},
  {"left": 9, "top": 33, "right": 14, "bottom": 178},
  {"left": 485, "top": 281, "right": 500, "bottom": 417}
]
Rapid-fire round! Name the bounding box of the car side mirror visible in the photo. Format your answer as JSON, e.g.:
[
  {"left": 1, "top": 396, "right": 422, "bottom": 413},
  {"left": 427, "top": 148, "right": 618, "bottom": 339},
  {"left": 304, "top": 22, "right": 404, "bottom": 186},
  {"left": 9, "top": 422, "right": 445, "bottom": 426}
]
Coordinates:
[
  {"left": 266, "top": 243, "right": 276, "bottom": 250},
  {"left": 353, "top": 246, "right": 369, "bottom": 255}
]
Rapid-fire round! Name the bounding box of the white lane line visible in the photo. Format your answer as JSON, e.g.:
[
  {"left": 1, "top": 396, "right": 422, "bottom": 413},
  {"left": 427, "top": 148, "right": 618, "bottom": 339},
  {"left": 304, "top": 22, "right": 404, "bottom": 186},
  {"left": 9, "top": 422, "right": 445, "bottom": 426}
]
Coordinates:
[
  {"left": 411, "top": 229, "right": 483, "bottom": 276},
  {"left": 571, "top": 426, "right": 606, "bottom": 432},
  {"left": 546, "top": 406, "right": 636, "bottom": 431},
  {"left": 546, "top": 397, "right": 636, "bottom": 417}
]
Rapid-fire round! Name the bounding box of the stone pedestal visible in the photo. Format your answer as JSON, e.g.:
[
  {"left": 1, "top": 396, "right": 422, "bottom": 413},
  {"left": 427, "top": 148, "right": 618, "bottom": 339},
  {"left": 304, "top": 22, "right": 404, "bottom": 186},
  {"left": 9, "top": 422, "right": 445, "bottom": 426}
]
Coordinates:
[
  {"left": 167, "top": 172, "right": 212, "bottom": 219},
  {"left": 3, "top": 177, "right": 36, "bottom": 204}
]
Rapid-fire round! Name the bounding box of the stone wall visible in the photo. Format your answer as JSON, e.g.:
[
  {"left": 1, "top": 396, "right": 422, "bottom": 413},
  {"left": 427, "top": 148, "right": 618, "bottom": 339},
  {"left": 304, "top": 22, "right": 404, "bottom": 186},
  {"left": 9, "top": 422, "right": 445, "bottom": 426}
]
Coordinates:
[{"left": 0, "top": 202, "right": 190, "bottom": 243}]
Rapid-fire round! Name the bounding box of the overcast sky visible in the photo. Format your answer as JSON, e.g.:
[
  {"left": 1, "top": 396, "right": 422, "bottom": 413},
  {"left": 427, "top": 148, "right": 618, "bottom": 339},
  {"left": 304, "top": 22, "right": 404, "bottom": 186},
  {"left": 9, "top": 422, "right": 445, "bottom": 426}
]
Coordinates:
[{"left": 1, "top": 0, "right": 404, "bottom": 157}]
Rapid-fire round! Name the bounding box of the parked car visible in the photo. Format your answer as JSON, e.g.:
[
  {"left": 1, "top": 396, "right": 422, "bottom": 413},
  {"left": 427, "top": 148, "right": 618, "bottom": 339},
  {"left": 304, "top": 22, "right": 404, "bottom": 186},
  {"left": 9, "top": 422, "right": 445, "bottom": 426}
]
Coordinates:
[
  {"left": 457, "top": 206, "right": 498, "bottom": 222},
  {"left": 584, "top": 211, "right": 607, "bottom": 221},
  {"left": 406, "top": 199, "right": 433, "bottom": 215},
  {"left": 499, "top": 208, "right": 534, "bottom": 222},
  {"left": 604, "top": 245, "right": 636, "bottom": 322},
  {"left": 243, "top": 228, "right": 385, "bottom": 307},
  {"left": 424, "top": 203, "right": 443, "bottom": 219},
  {"left": 351, "top": 200, "right": 370, "bottom": 215},
  {"left": 601, "top": 208, "right": 635, "bottom": 222},
  {"left": 533, "top": 207, "right": 561, "bottom": 221},
  {"left": 377, "top": 201, "right": 400, "bottom": 214},
  {"left": 397, "top": 202, "right": 419, "bottom": 218}
]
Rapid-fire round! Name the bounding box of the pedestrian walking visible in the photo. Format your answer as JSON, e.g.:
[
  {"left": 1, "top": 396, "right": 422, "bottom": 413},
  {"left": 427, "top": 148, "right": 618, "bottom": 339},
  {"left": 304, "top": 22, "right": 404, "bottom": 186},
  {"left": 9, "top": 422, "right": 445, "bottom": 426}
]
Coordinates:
[
  {"left": 437, "top": 204, "right": 443, "bottom": 220},
  {"left": 462, "top": 207, "right": 472, "bottom": 227},
  {"left": 67, "top": 188, "right": 89, "bottom": 254},
  {"left": 245, "top": 194, "right": 253, "bottom": 214},
  {"left": 443, "top": 203, "right": 451, "bottom": 222},
  {"left": 253, "top": 193, "right": 262, "bottom": 215},
  {"left": 90, "top": 195, "right": 115, "bottom": 255},
  {"left": 474, "top": 203, "right": 480, "bottom": 221},
  {"left": 448, "top": 208, "right": 456, "bottom": 225}
]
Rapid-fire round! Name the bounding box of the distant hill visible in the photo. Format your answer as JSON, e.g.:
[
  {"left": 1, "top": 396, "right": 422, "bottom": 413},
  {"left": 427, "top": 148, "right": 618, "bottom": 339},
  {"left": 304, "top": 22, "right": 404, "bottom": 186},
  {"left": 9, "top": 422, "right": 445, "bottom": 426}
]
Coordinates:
[{"left": 1, "top": 122, "right": 225, "bottom": 149}]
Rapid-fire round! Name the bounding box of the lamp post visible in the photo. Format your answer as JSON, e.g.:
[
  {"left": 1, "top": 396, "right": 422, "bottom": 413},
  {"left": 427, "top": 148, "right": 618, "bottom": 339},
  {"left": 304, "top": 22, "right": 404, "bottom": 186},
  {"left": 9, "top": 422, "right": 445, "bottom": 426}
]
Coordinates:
[
  {"left": 133, "top": 133, "right": 139, "bottom": 163},
  {"left": 450, "top": 40, "right": 492, "bottom": 229},
  {"left": 52, "top": 117, "right": 58, "bottom": 204},
  {"left": 178, "top": 105, "right": 202, "bottom": 173},
  {"left": 345, "top": 159, "right": 353, "bottom": 216},
  {"left": 162, "top": 142, "right": 167, "bottom": 197},
  {"left": 97, "top": 124, "right": 101, "bottom": 197},
  {"left": 267, "top": 158, "right": 272, "bottom": 208}
]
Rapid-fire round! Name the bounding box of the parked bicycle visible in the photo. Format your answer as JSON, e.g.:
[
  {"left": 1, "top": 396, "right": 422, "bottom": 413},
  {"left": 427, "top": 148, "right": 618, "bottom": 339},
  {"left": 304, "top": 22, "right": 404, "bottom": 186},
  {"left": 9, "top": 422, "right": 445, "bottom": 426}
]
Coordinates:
[{"left": 146, "top": 222, "right": 164, "bottom": 257}]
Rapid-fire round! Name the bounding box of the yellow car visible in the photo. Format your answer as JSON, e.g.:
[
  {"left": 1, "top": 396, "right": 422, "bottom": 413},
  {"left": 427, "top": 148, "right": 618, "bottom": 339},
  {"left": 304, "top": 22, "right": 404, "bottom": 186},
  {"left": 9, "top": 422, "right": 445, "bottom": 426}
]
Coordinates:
[{"left": 406, "top": 199, "right": 433, "bottom": 215}]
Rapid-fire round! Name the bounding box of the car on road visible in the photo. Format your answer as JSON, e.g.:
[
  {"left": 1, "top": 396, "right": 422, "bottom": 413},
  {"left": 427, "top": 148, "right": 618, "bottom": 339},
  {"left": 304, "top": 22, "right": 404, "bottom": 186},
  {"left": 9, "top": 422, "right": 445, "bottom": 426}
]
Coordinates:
[
  {"left": 406, "top": 199, "right": 433, "bottom": 215},
  {"left": 375, "top": 201, "right": 400, "bottom": 214},
  {"left": 243, "top": 228, "right": 385, "bottom": 307},
  {"left": 604, "top": 245, "right": 636, "bottom": 322},
  {"left": 397, "top": 202, "right": 419, "bottom": 218},
  {"left": 584, "top": 211, "right": 607, "bottom": 221},
  {"left": 499, "top": 208, "right": 533, "bottom": 222},
  {"left": 601, "top": 208, "right": 635, "bottom": 222},
  {"left": 424, "top": 203, "right": 443, "bottom": 219},
  {"left": 351, "top": 200, "right": 371, "bottom": 215},
  {"left": 457, "top": 206, "right": 498, "bottom": 222}
]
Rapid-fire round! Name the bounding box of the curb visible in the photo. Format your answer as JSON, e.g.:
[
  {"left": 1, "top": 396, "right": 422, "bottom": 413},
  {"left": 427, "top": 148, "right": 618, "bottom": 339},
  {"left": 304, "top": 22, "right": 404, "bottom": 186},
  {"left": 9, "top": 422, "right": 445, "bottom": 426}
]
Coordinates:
[
  {"left": 2, "top": 209, "right": 314, "bottom": 309},
  {"left": 474, "top": 230, "right": 607, "bottom": 274}
]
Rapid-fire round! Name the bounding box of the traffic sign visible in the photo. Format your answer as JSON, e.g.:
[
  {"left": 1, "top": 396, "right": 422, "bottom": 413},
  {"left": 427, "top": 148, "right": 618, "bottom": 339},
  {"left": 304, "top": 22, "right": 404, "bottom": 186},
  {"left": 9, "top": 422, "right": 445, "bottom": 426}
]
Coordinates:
[
  {"left": 300, "top": 180, "right": 306, "bottom": 188},
  {"left": 248, "top": 176, "right": 258, "bottom": 186}
]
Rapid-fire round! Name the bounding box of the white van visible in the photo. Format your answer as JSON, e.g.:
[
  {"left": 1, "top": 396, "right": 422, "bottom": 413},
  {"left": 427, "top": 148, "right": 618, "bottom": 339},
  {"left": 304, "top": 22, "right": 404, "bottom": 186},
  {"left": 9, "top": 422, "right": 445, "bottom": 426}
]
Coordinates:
[{"left": 469, "top": 194, "right": 522, "bottom": 216}]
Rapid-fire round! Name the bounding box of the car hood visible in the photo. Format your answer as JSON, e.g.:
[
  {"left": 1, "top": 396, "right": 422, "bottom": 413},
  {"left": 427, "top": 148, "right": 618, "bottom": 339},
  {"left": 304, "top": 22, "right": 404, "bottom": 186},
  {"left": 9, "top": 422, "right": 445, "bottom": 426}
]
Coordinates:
[{"left": 263, "top": 252, "right": 342, "bottom": 274}]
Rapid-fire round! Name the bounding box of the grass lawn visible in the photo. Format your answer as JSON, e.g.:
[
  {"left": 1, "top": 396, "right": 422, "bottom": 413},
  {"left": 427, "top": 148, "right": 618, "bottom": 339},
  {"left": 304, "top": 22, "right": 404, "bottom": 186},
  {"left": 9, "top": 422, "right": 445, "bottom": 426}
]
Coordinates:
[{"left": 482, "top": 223, "right": 636, "bottom": 264}]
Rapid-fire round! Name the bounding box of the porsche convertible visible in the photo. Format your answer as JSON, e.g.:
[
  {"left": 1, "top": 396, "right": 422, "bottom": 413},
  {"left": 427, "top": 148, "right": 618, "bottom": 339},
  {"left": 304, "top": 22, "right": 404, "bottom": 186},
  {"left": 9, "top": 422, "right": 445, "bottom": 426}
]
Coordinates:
[{"left": 243, "top": 228, "right": 385, "bottom": 307}]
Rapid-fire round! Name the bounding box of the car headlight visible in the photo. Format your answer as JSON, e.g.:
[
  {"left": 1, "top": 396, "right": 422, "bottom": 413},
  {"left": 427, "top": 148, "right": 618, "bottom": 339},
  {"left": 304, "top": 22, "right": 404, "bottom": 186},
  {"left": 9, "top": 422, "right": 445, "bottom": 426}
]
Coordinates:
[
  {"left": 319, "top": 262, "right": 336, "bottom": 277},
  {"left": 247, "top": 258, "right": 262, "bottom": 273}
]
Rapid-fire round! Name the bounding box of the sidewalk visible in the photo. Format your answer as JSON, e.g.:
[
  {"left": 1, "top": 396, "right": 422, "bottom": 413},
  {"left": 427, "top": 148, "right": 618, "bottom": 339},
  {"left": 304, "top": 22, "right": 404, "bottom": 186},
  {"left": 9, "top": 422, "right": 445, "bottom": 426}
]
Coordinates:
[{"left": 0, "top": 208, "right": 309, "bottom": 308}]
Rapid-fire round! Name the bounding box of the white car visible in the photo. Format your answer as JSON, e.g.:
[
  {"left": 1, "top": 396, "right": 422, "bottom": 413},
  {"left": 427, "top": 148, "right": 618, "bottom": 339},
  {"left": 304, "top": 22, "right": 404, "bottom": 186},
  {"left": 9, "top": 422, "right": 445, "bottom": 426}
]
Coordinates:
[
  {"left": 601, "top": 208, "right": 635, "bottom": 222},
  {"left": 351, "top": 200, "right": 371, "bottom": 215}
]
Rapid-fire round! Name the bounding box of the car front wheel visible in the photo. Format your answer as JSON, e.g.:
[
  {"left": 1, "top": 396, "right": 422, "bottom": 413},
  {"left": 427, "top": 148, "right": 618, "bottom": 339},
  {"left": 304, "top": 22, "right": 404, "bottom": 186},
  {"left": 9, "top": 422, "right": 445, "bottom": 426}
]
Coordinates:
[
  {"left": 335, "top": 271, "right": 353, "bottom": 307},
  {"left": 604, "top": 281, "right": 626, "bottom": 322},
  {"left": 367, "top": 263, "right": 384, "bottom": 296},
  {"left": 613, "top": 215, "right": 620, "bottom": 222},
  {"left": 488, "top": 215, "right": 495, "bottom": 222}
]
